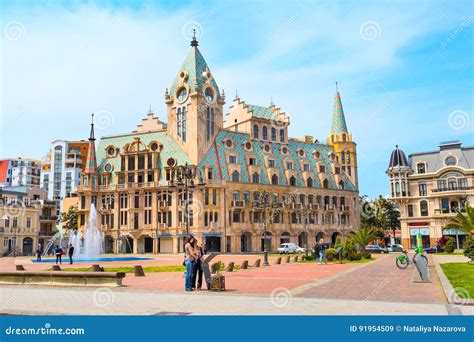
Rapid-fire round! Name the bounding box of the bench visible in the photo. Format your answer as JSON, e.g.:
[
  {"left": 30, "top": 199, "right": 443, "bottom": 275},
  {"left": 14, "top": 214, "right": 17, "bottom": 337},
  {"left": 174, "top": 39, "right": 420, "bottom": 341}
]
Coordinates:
[{"left": 0, "top": 271, "right": 125, "bottom": 287}]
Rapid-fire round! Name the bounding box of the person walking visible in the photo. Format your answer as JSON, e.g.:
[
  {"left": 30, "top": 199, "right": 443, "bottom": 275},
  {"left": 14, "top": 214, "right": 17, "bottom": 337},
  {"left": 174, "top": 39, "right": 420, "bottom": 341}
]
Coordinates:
[
  {"left": 318, "top": 239, "right": 327, "bottom": 265},
  {"left": 192, "top": 240, "right": 204, "bottom": 290},
  {"left": 68, "top": 244, "right": 75, "bottom": 265},
  {"left": 184, "top": 236, "right": 196, "bottom": 292},
  {"left": 36, "top": 243, "right": 42, "bottom": 262},
  {"left": 54, "top": 245, "right": 63, "bottom": 265},
  {"left": 313, "top": 243, "right": 320, "bottom": 263}
]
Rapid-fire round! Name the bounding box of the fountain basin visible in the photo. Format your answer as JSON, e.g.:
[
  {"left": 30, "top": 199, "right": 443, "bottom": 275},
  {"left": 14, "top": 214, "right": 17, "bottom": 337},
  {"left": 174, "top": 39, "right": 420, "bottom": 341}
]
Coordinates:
[{"left": 32, "top": 257, "right": 153, "bottom": 263}]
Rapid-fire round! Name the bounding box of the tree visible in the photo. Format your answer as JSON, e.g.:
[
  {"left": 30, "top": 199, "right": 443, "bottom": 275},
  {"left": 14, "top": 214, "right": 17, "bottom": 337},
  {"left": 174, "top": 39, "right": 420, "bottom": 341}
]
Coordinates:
[
  {"left": 349, "top": 226, "right": 378, "bottom": 252},
  {"left": 60, "top": 205, "right": 78, "bottom": 231},
  {"left": 445, "top": 203, "right": 474, "bottom": 234},
  {"left": 359, "top": 195, "right": 400, "bottom": 242}
]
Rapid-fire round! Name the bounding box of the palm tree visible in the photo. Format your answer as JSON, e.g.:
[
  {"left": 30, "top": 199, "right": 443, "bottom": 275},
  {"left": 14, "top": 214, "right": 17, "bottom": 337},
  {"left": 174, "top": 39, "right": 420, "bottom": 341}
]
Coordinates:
[
  {"left": 444, "top": 203, "right": 474, "bottom": 249},
  {"left": 349, "top": 226, "right": 378, "bottom": 252},
  {"left": 445, "top": 203, "right": 474, "bottom": 234}
]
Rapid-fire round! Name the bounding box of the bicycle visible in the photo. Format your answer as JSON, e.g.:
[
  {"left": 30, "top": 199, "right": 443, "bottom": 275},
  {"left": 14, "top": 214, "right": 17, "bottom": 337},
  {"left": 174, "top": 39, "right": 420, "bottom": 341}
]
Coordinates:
[{"left": 395, "top": 249, "right": 428, "bottom": 270}]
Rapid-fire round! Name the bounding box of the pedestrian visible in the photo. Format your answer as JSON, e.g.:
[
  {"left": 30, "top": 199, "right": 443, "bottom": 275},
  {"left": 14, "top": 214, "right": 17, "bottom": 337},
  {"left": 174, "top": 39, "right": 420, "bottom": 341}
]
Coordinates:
[
  {"left": 313, "top": 243, "right": 320, "bottom": 263},
  {"left": 192, "top": 240, "right": 204, "bottom": 290},
  {"left": 68, "top": 244, "right": 75, "bottom": 264},
  {"left": 54, "top": 245, "right": 63, "bottom": 265},
  {"left": 318, "top": 239, "right": 327, "bottom": 265},
  {"left": 36, "top": 243, "right": 42, "bottom": 262},
  {"left": 202, "top": 242, "right": 207, "bottom": 255},
  {"left": 184, "top": 236, "right": 196, "bottom": 292}
]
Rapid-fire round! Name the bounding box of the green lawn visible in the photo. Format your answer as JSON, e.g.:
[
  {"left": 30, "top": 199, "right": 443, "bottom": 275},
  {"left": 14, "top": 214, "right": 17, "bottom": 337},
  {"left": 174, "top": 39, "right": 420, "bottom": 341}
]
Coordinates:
[
  {"left": 50, "top": 265, "right": 185, "bottom": 273},
  {"left": 435, "top": 252, "right": 464, "bottom": 255},
  {"left": 440, "top": 263, "right": 474, "bottom": 299}
]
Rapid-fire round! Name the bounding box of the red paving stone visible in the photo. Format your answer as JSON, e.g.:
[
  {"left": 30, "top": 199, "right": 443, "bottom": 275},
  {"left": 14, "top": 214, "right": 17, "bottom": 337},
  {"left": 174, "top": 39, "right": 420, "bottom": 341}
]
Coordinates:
[{"left": 296, "top": 254, "right": 447, "bottom": 304}]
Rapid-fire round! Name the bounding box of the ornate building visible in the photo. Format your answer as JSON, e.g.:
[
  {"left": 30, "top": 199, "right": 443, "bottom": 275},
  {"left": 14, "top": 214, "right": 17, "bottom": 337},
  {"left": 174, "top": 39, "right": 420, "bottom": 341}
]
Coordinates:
[
  {"left": 387, "top": 141, "right": 474, "bottom": 249},
  {"left": 77, "top": 36, "right": 360, "bottom": 254}
]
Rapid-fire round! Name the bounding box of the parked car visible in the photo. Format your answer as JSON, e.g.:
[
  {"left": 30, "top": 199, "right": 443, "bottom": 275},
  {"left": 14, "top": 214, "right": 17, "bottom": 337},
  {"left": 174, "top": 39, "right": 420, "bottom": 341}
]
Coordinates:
[
  {"left": 424, "top": 246, "right": 444, "bottom": 254},
  {"left": 365, "top": 244, "right": 389, "bottom": 253},
  {"left": 387, "top": 244, "right": 403, "bottom": 252},
  {"left": 278, "top": 243, "right": 304, "bottom": 254}
]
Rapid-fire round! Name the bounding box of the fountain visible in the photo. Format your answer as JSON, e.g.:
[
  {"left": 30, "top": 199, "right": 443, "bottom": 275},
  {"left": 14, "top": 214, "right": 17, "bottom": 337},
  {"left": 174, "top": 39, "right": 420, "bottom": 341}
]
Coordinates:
[{"left": 34, "top": 204, "right": 152, "bottom": 263}]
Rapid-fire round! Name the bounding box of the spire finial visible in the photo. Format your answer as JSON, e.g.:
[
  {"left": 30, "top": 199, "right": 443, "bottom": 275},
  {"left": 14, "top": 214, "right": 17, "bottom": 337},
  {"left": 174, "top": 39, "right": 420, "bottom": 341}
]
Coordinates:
[
  {"left": 89, "top": 113, "right": 95, "bottom": 141},
  {"left": 270, "top": 97, "right": 274, "bottom": 106},
  {"left": 148, "top": 105, "right": 153, "bottom": 115},
  {"left": 336, "top": 81, "right": 338, "bottom": 92},
  {"left": 190, "top": 29, "right": 199, "bottom": 47},
  {"left": 396, "top": 144, "right": 399, "bottom": 149},
  {"left": 234, "top": 90, "right": 239, "bottom": 100}
]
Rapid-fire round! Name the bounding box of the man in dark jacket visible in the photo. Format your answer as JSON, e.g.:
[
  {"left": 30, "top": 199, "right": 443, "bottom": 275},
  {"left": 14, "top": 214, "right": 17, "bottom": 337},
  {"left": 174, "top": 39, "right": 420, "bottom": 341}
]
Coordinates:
[{"left": 68, "top": 244, "right": 74, "bottom": 264}]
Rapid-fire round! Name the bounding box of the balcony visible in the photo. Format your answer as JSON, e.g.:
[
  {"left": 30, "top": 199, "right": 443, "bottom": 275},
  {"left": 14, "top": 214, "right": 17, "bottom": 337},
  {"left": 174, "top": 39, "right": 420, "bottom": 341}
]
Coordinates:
[
  {"left": 232, "top": 200, "right": 244, "bottom": 209},
  {"left": 432, "top": 186, "right": 474, "bottom": 193},
  {"left": 325, "top": 204, "right": 335, "bottom": 211},
  {"left": 40, "top": 215, "right": 58, "bottom": 221}
]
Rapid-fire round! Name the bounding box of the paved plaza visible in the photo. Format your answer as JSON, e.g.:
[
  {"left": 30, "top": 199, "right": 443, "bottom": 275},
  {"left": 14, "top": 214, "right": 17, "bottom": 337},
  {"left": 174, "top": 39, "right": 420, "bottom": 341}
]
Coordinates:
[{"left": 0, "top": 253, "right": 472, "bottom": 316}]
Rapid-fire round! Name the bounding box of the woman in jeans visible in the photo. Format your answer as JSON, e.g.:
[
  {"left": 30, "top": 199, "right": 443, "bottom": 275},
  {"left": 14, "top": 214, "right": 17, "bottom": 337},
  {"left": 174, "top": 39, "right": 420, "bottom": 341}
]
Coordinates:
[
  {"left": 192, "top": 240, "right": 204, "bottom": 290},
  {"left": 184, "top": 236, "right": 196, "bottom": 291},
  {"left": 318, "top": 238, "right": 327, "bottom": 265}
]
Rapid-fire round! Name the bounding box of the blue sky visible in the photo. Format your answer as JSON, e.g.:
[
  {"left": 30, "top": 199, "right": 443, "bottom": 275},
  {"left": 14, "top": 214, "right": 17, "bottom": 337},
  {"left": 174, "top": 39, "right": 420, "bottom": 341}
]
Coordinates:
[{"left": 1, "top": 0, "right": 472, "bottom": 198}]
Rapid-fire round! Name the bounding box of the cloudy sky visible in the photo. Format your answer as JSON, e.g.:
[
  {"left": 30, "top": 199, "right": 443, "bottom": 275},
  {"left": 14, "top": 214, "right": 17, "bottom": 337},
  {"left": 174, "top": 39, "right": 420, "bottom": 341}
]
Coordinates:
[{"left": 1, "top": 0, "right": 472, "bottom": 197}]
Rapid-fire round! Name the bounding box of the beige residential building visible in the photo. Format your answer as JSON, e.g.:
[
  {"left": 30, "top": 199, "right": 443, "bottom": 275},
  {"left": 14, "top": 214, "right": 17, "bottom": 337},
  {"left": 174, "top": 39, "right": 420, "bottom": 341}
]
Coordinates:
[
  {"left": 0, "top": 186, "right": 57, "bottom": 256},
  {"left": 387, "top": 141, "right": 474, "bottom": 249},
  {"left": 76, "top": 36, "right": 360, "bottom": 254}
]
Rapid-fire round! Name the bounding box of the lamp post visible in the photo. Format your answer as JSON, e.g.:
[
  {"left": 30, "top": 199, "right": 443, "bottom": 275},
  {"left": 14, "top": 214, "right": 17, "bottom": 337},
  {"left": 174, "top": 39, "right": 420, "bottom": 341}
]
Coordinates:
[
  {"left": 301, "top": 206, "right": 309, "bottom": 256},
  {"left": 254, "top": 191, "right": 270, "bottom": 266}
]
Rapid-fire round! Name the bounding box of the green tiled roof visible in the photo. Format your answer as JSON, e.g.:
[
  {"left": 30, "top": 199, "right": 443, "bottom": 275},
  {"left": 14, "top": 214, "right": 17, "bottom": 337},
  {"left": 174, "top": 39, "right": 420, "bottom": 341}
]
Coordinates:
[{"left": 247, "top": 104, "right": 278, "bottom": 121}]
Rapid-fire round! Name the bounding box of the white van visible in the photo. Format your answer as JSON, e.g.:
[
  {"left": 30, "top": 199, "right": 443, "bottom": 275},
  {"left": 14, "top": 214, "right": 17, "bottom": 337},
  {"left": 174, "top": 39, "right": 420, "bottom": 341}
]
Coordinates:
[{"left": 278, "top": 243, "right": 304, "bottom": 254}]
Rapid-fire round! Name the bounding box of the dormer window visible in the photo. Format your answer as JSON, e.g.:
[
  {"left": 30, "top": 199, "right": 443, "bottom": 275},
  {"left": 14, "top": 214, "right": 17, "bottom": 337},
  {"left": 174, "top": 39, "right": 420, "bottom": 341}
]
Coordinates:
[
  {"left": 177, "top": 87, "right": 187, "bottom": 102},
  {"left": 445, "top": 156, "right": 456, "bottom": 166},
  {"left": 262, "top": 126, "right": 268, "bottom": 140},
  {"left": 268, "top": 159, "right": 275, "bottom": 168},
  {"left": 249, "top": 157, "right": 256, "bottom": 166},
  {"left": 286, "top": 161, "right": 293, "bottom": 170},
  {"left": 417, "top": 163, "right": 426, "bottom": 174},
  {"left": 205, "top": 88, "right": 214, "bottom": 102}
]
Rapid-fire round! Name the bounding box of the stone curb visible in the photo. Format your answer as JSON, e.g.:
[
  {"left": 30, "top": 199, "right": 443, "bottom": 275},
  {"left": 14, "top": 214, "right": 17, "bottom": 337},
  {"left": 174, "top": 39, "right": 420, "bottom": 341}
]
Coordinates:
[{"left": 433, "top": 255, "right": 473, "bottom": 306}]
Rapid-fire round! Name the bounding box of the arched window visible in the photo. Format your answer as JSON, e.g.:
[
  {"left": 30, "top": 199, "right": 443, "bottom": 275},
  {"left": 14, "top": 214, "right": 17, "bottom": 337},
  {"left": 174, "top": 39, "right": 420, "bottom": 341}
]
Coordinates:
[
  {"left": 252, "top": 172, "right": 259, "bottom": 184},
  {"left": 253, "top": 124, "right": 259, "bottom": 139},
  {"left": 323, "top": 179, "right": 329, "bottom": 189},
  {"left": 206, "top": 107, "right": 215, "bottom": 141},
  {"left": 279, "top": 129, "right": 284, "bottom": 142},
  {"left": 271, "top": 127, "right": 276, "bottom": 141},
  {"left": 231, "top": 170, "right": 240, "bottom": 182},
  {"left": 181, "top": 107, "right": 186, "bottom": 142},
  {"left": 342, "top": 133, "right": 346, "bottom": 142},
  {"left": 289, "top": 175, "right": 296, "bottom": 186},
  {"left": 395, "top": 183, "right": 400, "bottom": 197},
  {"left": 324, "top": 196, "right": 330, "bottom": 205},
  {"left": 271, "top": 174, "right": 278, "bottom": 185},
  {"left": 448, "top": 178, "right": 457, "bottom": 190},
  {"left": 420, "top": 200, "right": 428, "bottom": 216},
  {"left": 262, "top": 126, "right": 268, "bottom": 140},
  {"left": 340, "top": 151, "right": 345, "bottom": 164},
  {"left": 346, "top": 151, "right": 351, "bottom": 164},
  {"left": 307, "top": 177, "right": 313, "bottom": 187},
  {"left": 177, "top": 108, "right": 182, "bottom": 138},
  {"left": 338, "top": 180, "right": 345, "bottom": 189}
]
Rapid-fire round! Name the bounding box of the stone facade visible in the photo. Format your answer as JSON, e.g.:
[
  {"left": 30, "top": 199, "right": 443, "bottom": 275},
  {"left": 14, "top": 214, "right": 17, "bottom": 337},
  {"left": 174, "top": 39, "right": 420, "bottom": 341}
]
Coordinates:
[
  {"left": 387, "top": 141, "right": 474, "bottom": 249},
  {"left": 76, "top": 38, "right": 360, "bottom": 254}
]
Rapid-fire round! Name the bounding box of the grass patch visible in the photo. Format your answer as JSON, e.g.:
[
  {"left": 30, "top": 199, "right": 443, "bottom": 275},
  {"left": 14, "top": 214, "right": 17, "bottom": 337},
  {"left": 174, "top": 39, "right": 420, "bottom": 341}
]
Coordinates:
[
  {"left": 435, "top": 252, "right": 464, "bottom": 255},
  {"left": 50, "top": 265, "right": 185, "bottom": 273},
  {"left": 440, "top": 263, "right": 474, "bottom": 299}
]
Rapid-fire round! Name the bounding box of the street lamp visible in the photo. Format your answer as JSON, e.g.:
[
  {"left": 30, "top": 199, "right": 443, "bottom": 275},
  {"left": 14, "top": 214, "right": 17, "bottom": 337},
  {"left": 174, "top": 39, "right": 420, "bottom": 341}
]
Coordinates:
[
  {"left": 170, "top": 163, "right": 195, "bottom": 237},
  {"left": 301, "top": 206, "right": 310, "bottom": 256},
  {"left": 253, "top": 191, "right": 270, "bottom": 266}
]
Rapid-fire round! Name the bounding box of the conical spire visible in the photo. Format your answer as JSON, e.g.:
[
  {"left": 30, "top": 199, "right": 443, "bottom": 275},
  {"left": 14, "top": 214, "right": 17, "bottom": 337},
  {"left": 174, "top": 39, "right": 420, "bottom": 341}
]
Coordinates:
[
  {"left": 330, "top": 82, "right": 348, "bottom": 134},
  {"left": 84, "top": 113, "right": 97, "bottom": 173},
  {"left": 169, "top": 38, "right": 220, "bottom": 100}
]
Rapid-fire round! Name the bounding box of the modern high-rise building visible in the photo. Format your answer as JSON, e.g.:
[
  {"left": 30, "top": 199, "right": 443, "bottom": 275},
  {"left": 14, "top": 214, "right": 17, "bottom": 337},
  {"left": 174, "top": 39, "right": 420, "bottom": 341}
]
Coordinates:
[
  {"left": 77, "top": 36, "right": 360, "bottom": 254},
  {"left": 40, "top": 140, "right": 90, "bottom": 215},
  {"left": 387, "top": 140, "right": 474, "bottom": 249},
  {"left": 0, "top": 158, "right": 41, "bottom": 188}
]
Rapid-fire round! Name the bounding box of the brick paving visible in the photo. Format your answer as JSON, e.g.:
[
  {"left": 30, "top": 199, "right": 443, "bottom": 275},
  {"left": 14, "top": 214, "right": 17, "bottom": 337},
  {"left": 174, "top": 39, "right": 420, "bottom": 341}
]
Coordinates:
[{"left": 296, "top": 254, "right": 447, "bottom": 304}]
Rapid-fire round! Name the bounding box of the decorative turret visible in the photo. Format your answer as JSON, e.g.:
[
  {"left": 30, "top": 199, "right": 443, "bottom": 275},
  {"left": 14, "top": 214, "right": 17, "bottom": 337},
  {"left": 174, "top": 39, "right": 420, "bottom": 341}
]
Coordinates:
[
  {"left": 327, "top": 83, "right": 358, "bottom": 189},
  {"left": 166, "top": 34, "right": 224, "bottom": 164},
  {"left": 84, "top": 113, "right": 97, "bottom": 173},
  {"left": 386, "top": 145, "right": 412, "bottom": 198}
]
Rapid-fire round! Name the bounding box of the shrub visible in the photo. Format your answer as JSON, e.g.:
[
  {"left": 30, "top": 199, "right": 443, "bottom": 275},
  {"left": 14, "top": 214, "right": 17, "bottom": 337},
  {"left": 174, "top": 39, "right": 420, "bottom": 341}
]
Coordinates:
[
  {"left": 334, "top": 236, "right": 342, "bottom": 250},
  {"left": 326, "top": 248, "right": 336, "bottom": 261},
  {"left": 305, "top": 254, "right": 315, "bottom": 261},
  {"left": 437, "top": 236, "right": 447, "bottom": 248},
  {"left": 463, "top": 237, "right": 474, "bottom": 262},
  {"left": 342, "top": 238, "right": 356, "bottom": 259},
  {"left": 362, "top": 252, "right": 372, "bottom": 259},
  {"left": 348, "top": 252, "right": 362, "bottom": 261},
  {"left": 211, "top": 261, "right": 225, "bottom": 274},
  {"left": 444, "top": 237, "right": 456, "bottom": 253}
]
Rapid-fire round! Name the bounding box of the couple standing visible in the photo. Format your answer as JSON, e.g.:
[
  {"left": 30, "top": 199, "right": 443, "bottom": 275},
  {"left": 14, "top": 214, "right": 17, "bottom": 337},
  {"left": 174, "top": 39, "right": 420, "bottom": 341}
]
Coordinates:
[{"left": 183, "top": 236, "right": 205, "bottom": 292}]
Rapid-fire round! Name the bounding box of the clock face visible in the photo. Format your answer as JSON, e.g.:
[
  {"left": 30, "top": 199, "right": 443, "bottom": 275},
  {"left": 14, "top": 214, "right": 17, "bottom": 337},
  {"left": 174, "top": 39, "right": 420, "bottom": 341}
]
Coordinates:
[
  {"left": 177, "top": 87, "right": 187, "bottom": 102},
  {"left": 205, "top": 88, "right": 214, "bottom": 102}
]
